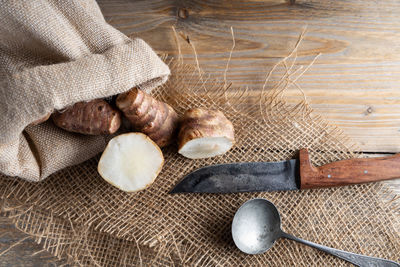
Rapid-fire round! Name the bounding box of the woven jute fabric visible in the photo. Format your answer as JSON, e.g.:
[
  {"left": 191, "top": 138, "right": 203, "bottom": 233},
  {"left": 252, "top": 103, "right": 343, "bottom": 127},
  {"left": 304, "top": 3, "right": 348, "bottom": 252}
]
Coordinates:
[
  {"left": 0, "top": 54, "right": 399, "bottom": 266},
  {"left": 0, "top": 0, "right": 170, "bottom": 181}
]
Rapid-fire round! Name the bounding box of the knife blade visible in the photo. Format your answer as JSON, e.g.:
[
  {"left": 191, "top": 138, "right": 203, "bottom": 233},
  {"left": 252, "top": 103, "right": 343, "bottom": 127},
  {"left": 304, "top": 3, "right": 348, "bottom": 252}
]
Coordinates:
[
  {"left": 170, "top": 159, "right": 299, "bottom": 193},
  {"left": 170, "top": 149, "right": 400, "bottom": 194}
]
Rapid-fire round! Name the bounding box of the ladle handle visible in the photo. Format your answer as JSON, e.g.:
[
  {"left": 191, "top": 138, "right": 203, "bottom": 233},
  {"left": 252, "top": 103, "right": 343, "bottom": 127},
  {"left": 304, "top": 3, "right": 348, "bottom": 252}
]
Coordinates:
[{"left": 281, "top": 232, "right": 400, "bottom": 267}]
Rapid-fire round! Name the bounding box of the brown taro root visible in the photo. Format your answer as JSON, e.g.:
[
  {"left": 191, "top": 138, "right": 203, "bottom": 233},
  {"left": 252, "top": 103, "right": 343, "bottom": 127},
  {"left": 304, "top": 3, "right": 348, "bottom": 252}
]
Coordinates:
[
  {"left": 178, "top": 108, "right": 235, "bottom": 159},
  {"left": 30, "top": 112, "right": 51, "bottom": 126},
  {"left": 116, "top": 88, "right": 179, "bottom": 148},
  {"left": 52, "top": 99, "right": 121, "bottom": 135}
]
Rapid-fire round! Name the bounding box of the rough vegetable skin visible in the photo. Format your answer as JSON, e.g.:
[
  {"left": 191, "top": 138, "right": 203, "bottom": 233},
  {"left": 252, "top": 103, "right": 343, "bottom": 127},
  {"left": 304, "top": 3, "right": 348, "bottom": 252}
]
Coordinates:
[
  {"left": 178, "top": 108, "right": 235, "bottom": 159},
  {"left": 116, "top": 88, "right": 179, "bottom": 147},
  {"left": 52, "top": 99, "right": 121, "bottom": 135},
  {"left": 30, "top": 112, "right": 51, "bottom": 126}
]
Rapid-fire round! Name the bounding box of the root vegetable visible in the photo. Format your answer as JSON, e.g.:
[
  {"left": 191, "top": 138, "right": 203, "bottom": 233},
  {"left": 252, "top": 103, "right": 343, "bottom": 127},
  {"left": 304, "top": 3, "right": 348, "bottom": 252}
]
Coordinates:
[
  {"left": 97, "top": 133, "right": 164, "bottom": 192},
  {"left": 30, "top": 112, "right": 51, "bottom": 126},
  {"left": 178, "top": 108, "right": 235, "bottom": 159},
  {"left": 52, "top": 99, "right": 121, "bottom": 135},
  {"left": 116, "top": 88, "right": 179, "bottom": 148}
]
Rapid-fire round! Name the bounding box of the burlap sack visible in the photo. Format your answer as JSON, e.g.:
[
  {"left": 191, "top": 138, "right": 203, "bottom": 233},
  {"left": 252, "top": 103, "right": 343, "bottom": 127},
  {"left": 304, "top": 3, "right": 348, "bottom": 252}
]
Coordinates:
[
  {"left": 0, "top": 0, "right": 170, "bottom": 181},
  {"left": 1, "top": 55, "right": 399, "bottom": 266}
]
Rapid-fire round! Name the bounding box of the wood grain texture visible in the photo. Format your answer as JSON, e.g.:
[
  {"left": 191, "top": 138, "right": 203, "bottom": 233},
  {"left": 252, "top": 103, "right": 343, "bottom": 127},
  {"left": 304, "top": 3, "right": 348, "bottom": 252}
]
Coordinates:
[
  {"left": 97, "top": 0, "right": 400, "bottom": 153},
  {"left": 299, "top": 149, "right": 400, "bottom": 189},
  {"left": 0, "top": 216, "right": 66, "bottom": 267},
  {"left": 2, "top": 0, "right": 400, "bottom": 265}
]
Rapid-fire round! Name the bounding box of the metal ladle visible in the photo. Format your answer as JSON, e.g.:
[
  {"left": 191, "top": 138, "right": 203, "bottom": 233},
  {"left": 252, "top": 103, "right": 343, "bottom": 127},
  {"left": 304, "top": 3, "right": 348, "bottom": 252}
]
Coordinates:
[{"left": 232, "top": 198, "right": 399, "bottom": 267}]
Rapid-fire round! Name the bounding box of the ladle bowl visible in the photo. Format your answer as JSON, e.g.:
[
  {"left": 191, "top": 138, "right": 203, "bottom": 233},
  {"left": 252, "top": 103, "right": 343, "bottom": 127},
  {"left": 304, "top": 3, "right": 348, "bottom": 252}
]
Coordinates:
[{"left": 232, "top": 198, "right": 399, "bottom": 266}]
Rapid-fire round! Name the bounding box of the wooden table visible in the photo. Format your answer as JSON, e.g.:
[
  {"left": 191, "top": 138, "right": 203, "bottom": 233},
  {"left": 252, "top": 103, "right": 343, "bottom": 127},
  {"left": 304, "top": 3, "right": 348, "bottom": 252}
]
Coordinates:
[{"left": 1, "top": 0, "right": 399, "bottom": 265}]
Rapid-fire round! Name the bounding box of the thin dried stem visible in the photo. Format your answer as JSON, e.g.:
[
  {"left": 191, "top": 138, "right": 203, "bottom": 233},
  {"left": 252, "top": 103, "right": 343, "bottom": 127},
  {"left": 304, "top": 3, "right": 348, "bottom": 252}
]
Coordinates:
[
  {"left": 0, "top": 236, "right": 30, "bottom": 257},
  {"left": 291, "top": 53, "right": 321, "bottom": 84},
  {"left": 224, "top": 27, "right": 236, "bottom": 91},
  {"left": 171, "top": 26, "right": 183, "bottom": 64}
]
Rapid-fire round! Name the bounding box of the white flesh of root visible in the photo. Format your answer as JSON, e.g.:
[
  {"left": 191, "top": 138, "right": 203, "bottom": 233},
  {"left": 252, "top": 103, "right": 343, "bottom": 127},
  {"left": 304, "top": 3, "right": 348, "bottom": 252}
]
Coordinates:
[
  {"left": 98, "top": 133, "right": 164, "bottom": 192},
  {"left": 178, "top": 137, "right": 234, "bottom": 159}
]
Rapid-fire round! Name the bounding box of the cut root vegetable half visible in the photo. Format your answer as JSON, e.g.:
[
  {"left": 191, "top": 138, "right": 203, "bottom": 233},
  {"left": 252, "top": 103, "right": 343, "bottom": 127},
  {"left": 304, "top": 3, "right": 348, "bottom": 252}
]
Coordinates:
[
  {"left": 98, "top": 133, "right": 164, "bottom": 192},
  {"left": 178, "top": 108, "right": 235, "bottom": 159},
  {"left": 178, "top": 136, "right": 234, "bottom": 159}
]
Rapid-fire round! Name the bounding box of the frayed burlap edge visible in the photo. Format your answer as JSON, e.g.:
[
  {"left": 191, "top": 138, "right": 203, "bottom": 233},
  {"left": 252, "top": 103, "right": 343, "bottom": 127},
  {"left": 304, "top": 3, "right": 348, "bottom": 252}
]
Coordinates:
[{"left": 1, "top": 31, "right": 399, "bottom": 266}]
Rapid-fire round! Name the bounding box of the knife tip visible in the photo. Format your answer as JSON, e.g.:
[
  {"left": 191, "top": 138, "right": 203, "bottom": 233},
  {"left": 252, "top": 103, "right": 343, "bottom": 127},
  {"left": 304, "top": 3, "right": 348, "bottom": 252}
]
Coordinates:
[{"left": 168, "top": 187, "right": 181, "bottom": 194}]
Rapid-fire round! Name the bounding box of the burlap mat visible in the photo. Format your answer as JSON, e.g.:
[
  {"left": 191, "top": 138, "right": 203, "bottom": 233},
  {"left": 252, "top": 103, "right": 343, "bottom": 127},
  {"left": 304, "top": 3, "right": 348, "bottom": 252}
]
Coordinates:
[{"left": 1, "top": 54, "right": 399, "bottom": 265}]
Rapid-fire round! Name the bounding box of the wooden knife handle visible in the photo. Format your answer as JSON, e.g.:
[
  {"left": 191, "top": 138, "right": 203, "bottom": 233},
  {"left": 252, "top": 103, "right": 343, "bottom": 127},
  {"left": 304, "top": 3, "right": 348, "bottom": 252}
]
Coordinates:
[{"left": 299, "top": 149, "right": 400, "bottom": 189}]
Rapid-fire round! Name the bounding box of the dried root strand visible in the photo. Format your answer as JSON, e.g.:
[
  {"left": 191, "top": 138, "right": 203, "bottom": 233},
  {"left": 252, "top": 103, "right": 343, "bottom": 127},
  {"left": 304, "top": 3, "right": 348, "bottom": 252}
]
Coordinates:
[
  {"left": 52, "top": 99, "right": 121, "bottom": 135},
  {"left": 178, "top": 108, "right": 235, "bottom": 159},
  {"left": 116, "top": 88, "right": 179, "bottom": 148}
]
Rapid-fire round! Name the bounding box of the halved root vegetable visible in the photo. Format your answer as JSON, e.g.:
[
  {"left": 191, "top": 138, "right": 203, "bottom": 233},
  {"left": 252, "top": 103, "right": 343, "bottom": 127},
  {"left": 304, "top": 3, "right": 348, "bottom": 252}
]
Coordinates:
[
  {"left": 98, "top": 133, "right": 164, "bottom": 192},
  {"left": 52, "top": 99, "right": 121, "bottom": 135},
  {"left": 178, "top": 108, "right": 235, "bottom": 159},
  {"left": 116, "top": 88, "right": 179, "bottom": 147}
]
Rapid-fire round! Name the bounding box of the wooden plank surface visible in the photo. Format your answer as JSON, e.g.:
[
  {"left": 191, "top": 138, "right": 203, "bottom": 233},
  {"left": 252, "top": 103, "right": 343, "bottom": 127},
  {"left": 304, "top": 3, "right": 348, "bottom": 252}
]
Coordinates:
[
  {"left": 0, "top": 216, "right": 66, "bottom": 267},
  {"left": 1, "top": 0, "right": 400, "bottom": 265},
  {"left": 97, "top": 0, "right": 400, "bottom": 153}
]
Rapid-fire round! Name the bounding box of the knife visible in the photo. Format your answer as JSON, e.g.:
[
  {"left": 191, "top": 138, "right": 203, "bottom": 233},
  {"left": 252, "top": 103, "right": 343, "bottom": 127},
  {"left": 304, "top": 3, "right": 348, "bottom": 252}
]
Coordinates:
[{"left": 170, "top": 149, "right": 400, "bottom": 194}]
